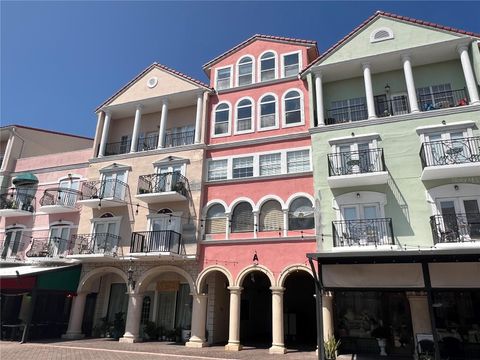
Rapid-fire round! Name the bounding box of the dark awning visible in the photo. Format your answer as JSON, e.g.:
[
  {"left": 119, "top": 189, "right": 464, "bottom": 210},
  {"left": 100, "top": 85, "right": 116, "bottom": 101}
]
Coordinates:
[{"left": 12, "top": 172, "right": 39, "bottom": 186}]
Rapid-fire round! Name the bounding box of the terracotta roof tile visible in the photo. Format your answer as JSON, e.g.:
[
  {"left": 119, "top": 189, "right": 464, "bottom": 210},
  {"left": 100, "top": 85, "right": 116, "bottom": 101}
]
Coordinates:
[
  {"left": 203, "top": 34, "right": 318, "bottom": 72},
  {"left": 301, "top": 10, "right": 480, "bottom": 76}
]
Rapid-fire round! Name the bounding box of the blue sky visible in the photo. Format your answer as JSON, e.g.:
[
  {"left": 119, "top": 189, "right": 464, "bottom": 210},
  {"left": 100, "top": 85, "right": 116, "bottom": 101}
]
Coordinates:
[{"left": 2, "top": 1, "right": 479, "bottom": 138}]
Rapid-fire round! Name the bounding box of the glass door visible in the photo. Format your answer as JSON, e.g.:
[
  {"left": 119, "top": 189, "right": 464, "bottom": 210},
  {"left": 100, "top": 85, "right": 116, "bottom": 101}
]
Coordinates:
[
  {"left": 157, "top": 165, "right": 183, "bottom": 192},
  {"left": 1, "top": 228, "right": 23, "bottom": 259},
  {"left": 150, "top": 215, "right": 181, "bottom": 252},
  {"left": 391, "top": 93, "right": 409, "bottom": 115},
  {"left": 49, "top": 225, "right": 70, "bottom": 256},
  {"left": 93, "top": 221, "right": 117, "bottom": 253},
  {"left": 58, "top": 178, "right": 80, "bottom": 206},
  {"left": 463, "top": 199, "right": 480, "bottom": 240},
  {"left": 157, "top": 291, "right": 177, "bottom": 331}
]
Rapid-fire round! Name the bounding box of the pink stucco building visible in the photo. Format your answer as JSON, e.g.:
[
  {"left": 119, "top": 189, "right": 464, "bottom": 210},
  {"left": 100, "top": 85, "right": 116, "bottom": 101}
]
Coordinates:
[{"left": 191, "top": 35, "right": 319, "bottom": 353}]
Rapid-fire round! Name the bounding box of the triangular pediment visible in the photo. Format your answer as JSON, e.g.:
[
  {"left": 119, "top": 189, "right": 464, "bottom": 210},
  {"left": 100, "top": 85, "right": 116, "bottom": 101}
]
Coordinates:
[
  {"left": 99, "top": 162, "right": 131, "bottom": 173},
  {"left": 153, "top": 156, "right": 190, "bottom": 166},
  {"left": 318, "top": 15, "right": 469, "bottom": 66},
  {"left": 98, "top": 64, "right": 210, "bottom": 110}
]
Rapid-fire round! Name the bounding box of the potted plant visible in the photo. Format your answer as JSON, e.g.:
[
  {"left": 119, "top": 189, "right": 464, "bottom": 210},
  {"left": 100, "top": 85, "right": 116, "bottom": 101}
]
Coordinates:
[
  {"left": 181, "top": 326, "right": 191, "bottom": 343},
  {"left": 111, "top": 312, "right": 125, "bottom": 340},
  {"left": 157, "top": 326, "right": 165, "bottom": 341},
  {"left": 324, "top": 335, "right": 341, "bottom": 360},
  {"left": 143, "top": 321, "right": 157, "bottom": 341},
  {"left": 371, "top": 325, "right": 390, "bottom": 356}
]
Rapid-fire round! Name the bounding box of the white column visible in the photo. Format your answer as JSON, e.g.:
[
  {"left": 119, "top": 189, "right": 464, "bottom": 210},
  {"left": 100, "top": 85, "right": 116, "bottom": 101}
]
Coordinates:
[
  {"left": 99, "top": 111, "right": 112, "bottom": 157},
  {"left": 362, "top": 63, "right": 377, "bottom": 119},
  {"left": 119, "top": 293, "right": 144, "bottom": 343},
  {"left": 225, "top": 212, "right": 231, "bottom": 240},
  {"left": 253, "top": 211, "right": 259, "bottom": 239},
  {"left": 194, "top": 93, "right": 203, "bottom": 144},
  {"left": 458, "top": 44, "right": 480, "bottom": 105},
  {"left": 62, "top": 292, "right": 87, "bottom": 339},
  {"left": 130, "top": 105, "right": 143, "bottom": 153},
  {"left": 282, "top": 210, "right": 288, "bottom": 237},
  {"left": 402, "top": 55, "right": 420, "bottom": 113},
  {"left": 322, "top": 292, "right": 334, "bottom": 340},
  {"left": 315, "top": 73, "right": 325, "bottom": 126},
  {"left": 225, "top": 286, "right": 242, "bottom": 351},
  {"left": 269, "top": 286, "right": 286, "bottom": 354},
  {"left": 186, "top": 294, "right": 208, "bottom": 348},
  {"left": 157, "top": 99, "right": 169, "bottom": 148},
  {"left": 1, "top": 132, "right": 14, "bottom": 171}
]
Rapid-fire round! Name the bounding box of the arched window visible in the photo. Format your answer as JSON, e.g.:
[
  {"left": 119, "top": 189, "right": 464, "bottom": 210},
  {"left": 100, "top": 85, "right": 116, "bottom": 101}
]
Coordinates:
[
  {"left": 100, "top": 212, "right": 114, "bottom": 218},
  {"left": 260, "top": 52, "right": 276, "bottom": 82},
  {"left": 259, "top": 95, "right": 277, "bottom": 129},
  {"left": 237, "top": 57, "right": 253, "bottom": 86},
  {"left": 157, "top": 208, "right": 172, "bottom": 214},
  {"left": 214, "top": 103, "right": 230, "bottom": 135},
  {"left": 236, "top": 99, "right": 253, "bottom": 132},
  {"left": 370, "top": 27, "right": 394, "bottom": 43},
  {"left": 259, "top": 200, "right": 283, "bottom": 232},
  {"left": 206, "top": 204, "right": 226, "bottom": 234},
  {"left": 231, "top": 202, "right": 254, "bottom": 233},
  {"left": 289, "top": 197, "right": 314, "bottom": 230},
  {"left": 284, "top": 90, "right": 302, "bottom": 125}
]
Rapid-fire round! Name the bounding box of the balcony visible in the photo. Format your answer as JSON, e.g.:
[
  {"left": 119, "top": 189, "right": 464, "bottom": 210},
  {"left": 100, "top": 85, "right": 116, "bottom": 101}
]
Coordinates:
[
  {"left": 102, "top": 130, "right": 195, "bottom": 157},
  {"left": 136, "top": 172, "right": 189, "bottom": 203},
  {"left": 0, "top": 189, "right": 35, "bottom": 217},
  {"left": 327, "top": 148, "right": 389, "bottom": 188},
  {"left": 130, "top": 230, "right": 182, "bottom": 257},
  {"left": 77, "top": 179, "right": 129, "bottom": 208},
  {"left": 68, "top": 233, "right": 122, "bottom": 260},
  {"left": 25, "top": 237, "right": 70, "bottom": 259},
  {"left": 419, "top": 136, "right": 480, "bottom": 180},
  {"left": 417, "top": 88, "right": 469, "bottom": 112},
  {"left": 332, "top": 218, "right": 395, "bottom": 248},
  {"left": 430, "top": 214, "right": 480, "bottom": 245},
  {"left": 38, "top": 188, "right": 82, "bottom": 214}
]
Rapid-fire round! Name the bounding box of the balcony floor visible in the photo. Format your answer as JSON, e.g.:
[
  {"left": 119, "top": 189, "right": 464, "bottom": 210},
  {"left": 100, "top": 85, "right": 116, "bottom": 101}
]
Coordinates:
[
  {"left": 0, "top": 209, "right": 34, "bottom": 217},
  {"left": 38, "top": 205, "right": 78, "bottom": 214},
  {"left": 421, "top": 162, "right": 480, "bottom": 181},
  {"left": 135, "top": 191, "right": 187, "bottom": 203},
  {"left": 77, "top": 197, "right": 126, "bottom": 208},
  {"left": 327, "top": 171, "right": 389, "bottom": 188}
]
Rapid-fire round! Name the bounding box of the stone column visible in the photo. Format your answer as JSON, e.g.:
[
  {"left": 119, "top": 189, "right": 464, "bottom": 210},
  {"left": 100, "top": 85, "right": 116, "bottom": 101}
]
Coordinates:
[
  {"left": 253, "top": 210, "right": 259, "bottom": 239},
  {"left": 225, "top": 286, "right": 243, "bottom": 351},
  {"left": 119, "top": 293, "right": 144, "bottom": 343},
  {"left": 315, "top": 73, "right": 325, "bottom": 126},
  {"left": 458, "top": 44, "right": 480, "bottom": 105},
  {"left": 269, "top": 286, "right": 286, "bottom": 354},
  {"left": 322, "top": 291, "right": 334, "bottom": 340},
  {"left": 282, "top": 210, "right": 288, "bottom": 237},
  {"left": 1, "top": 131, "right": 14, "bottom": 171},
  {"left": 92, "top": 111, "right": 104, "bottom": 158},
  {"left": 194, "top": 93, "right": 203, "bottom": 144},
  {"left": 225, "top": 212, "right": 231, "bottom": 240},
  {"left": 157, "top": 99, "right": 169, "bottom": 148},
  {"left": 186, "top": 293, "right": 208, "bottom": 348},
  {"left": 362, "top": 63, "right": 377, "bottom": 119},
  {"left": 99, "top": 111, "right": 112, "bottom": 157},
  {"left": 407, "top": 292, "right": 432, "bottom": 336},
  {"left": 130, "top": 104, "right": 143, "bottom": 153},
  {"left": 402, "top": 55, "right": 420, "bottom": 113},
  {"left": 62, "top": 292, "right": 87, "bottom": 339}
]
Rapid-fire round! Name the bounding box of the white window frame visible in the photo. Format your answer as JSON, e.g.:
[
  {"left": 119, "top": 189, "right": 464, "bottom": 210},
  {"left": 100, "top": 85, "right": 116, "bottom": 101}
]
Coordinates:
[
  {"left": 234, "top": 97, "right": 255, "bottom": 135},
  {"left": 205, "top": 146, "right": 311, "bottom": 182},
  {"left": 235, "top": 55, "right": 255, "bottom": 87},
  {"left": 232, "top": 156, "right": 254, "bottom": 179},
  {"left": 49, "top": 222, "right": 72, "bottom": 256},
  {"left": 258, "top": 50, "right": 278, "bottom": 83},
  {"left": 2, "top": 225, "right": 26, "bottom": 259},
  {"left": 207, "top": 159, "right": 228, "bottom": 181},
  {"left": 258, "top": 93, "right": 279, "bottom": 131},
  {"left": 259, "top": 152, "right": 282, "bottom": 177},
  {"left": 211, "top": 101, "right": 232, "bottom": 138},
  {"left": 214, "top": 65, "right": 233, "bottom": 91},
  {"left": 282, "top": 88, "right": 305, "bottom": 127},
  {"left": 281, "top": 50, "right": 302, "bottom": 78},
  {"left": 370, "top": 27, "right": 394, "bottom": 43},
  {"left": 287, "top": 149, "right": 312, "bottom": 173},
  {"left": 333, "top": 192, "right": 387, "bottom": 220},
  {"left": 90, "top": 215, "right": 122, "bottom": 237}
]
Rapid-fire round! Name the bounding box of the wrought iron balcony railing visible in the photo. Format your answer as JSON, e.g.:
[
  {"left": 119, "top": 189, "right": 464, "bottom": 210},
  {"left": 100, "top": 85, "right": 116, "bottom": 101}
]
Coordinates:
[
  {"left": 104, "top": 139, "right": 131, "bottom": 156},
  {"left": 328, "top": 148, "right": 386, "bottom": 176},
  {"left": 130, "top": 230, "right": 182, "bottom": 254},
  {"left": 136, "top": 134, "right": 159, "bottom": 152},
  {"left": 81, "top": 179, "right": 128, "bottom": 201},
  {"left": 26, "top": 237, "right": 70, "bottom": 258},
  {"left": 137, "top": 172, "right": 190, "bottom": 197},
  {"left": 39, "top": 187, "right": 83, "bottom": 207},
  {"left": 164, "top": 130, "right": 195, "bottom": 148},
  {"left": 332, "top": 218, "right": 395, "bottom": 247},
  {"left": 0, "top": 188, "right": 36, "bottom": 213},
  {"left": 418, "top": 88, "right": 469, "bottom": 111},
  {"left": 419, "top": 136, "right": 480, "bottom": 169},
  {"left": 326, "top": 103, "right": 368, "bottom": 125},
  {"left": 71, "top": 233, "right": 121, "bottom": 256},
  {"left": 430, "top": 213, "right": 480, "bottom": 244},
  {"left": 375, "top": 95, "right": 410, "bottom": 117}
]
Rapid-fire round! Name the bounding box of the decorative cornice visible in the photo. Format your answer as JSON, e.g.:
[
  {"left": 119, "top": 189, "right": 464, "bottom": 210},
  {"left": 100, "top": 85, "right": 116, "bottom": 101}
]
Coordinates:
[
  {"left": 207, "top": 131, "right": 310, "bottom": 150},
  {"left": 200, "top": 236, "right": 316, "bottom": 245}
]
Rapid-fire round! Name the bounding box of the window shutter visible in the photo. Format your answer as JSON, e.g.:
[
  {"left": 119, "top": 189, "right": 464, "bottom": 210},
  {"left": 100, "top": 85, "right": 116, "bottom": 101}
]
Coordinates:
[
  {"left": 260, "top": 200, "right": 283, "bottom": 231},
  {"left": 232, "top": 202, "right": 254, "bottom": 232}
]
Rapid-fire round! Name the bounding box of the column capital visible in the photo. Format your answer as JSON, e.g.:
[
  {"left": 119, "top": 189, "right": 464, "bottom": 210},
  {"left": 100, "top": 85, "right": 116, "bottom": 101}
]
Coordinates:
[
  {"left": 195, "top": 293, "right": 208, "bottom": 299},
  {"left": 457, "top": 43, "right": 470, "bottom": 54},
  {"left": 162, "top": 98, "right": 169, "bottom": 106},
  {"left": 135, "top": 104, "right": 144, "bottom": 111},
  {"left": 401, "top": 53, "right": 412, "bottom": 62},
  {"left": 361, "top": 62, "right": 371, "bottom": 70},
  {"left": 104, "top": 109, "right": 112, "bottom": 116},
  {"left": 128, "top": 292, "right": 144, "bottom": 299},
  {"left": 270, "top": 286, "right": 285, "bottom": 294},
  {"left": 227, "top": 286, "right": 243, "bottom": 294},
  {"left": 313, "top": 70, "right": 323, "bottom": 79}
]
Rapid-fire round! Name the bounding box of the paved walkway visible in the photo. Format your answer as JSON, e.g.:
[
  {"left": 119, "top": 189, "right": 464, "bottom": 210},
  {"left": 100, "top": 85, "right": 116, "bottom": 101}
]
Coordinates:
[{"left": 0, "top": 338, "right": 318, "bottom": 360}]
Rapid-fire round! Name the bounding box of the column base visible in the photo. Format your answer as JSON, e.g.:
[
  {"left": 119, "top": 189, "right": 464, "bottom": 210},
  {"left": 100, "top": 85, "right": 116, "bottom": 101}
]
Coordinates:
[
  {"left": 61, "top": 333, "right": 85, "bottom": 340},
  {"left": 269, "top": 344, "right": 286, "bottom": 354},
  {"left": 471, "top": 100, "right": 480, "bottom": 105},
  {"left": 225, "top": 342, "right": 242, "bottom": 351},
  {"left": 368, "top": 115, "right": 377, "bottom": 120},
  {"left": 119, "top": 336, "right": 142, "bottom": 343},
  {"left": 185, "top": 340, "right": 208, "bottom": 348}
]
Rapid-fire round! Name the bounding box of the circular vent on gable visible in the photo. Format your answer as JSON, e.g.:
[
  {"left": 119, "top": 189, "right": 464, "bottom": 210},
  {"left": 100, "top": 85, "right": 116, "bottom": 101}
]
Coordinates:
[
  {"left": 370, "top": 27, "right": 394, "bottom": 43},
  {"left": 147, "top": 77, "right": 158, "bottom": 88}
]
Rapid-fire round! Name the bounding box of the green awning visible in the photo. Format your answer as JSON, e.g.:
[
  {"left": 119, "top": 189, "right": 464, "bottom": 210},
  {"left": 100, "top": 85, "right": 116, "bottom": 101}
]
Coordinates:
[
  {"left": 13, "top": 172, "right": 39, "bottom": 185},
  {"left": 36, "top": 265, "right": 82, "bottom": 292}
]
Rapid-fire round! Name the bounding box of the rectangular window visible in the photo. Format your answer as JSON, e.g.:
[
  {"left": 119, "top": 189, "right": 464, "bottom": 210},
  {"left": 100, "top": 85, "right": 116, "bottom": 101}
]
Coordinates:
[
  {"left": 287, "top": 150, "right": 310, "bottom": 173},
  {"left": 208, "top": 160, "right": 228, "bottom": 181},
  {"left": 259, "top": 153, "right": 281, "bottom": 176},
  {"left": 283, "top": 53, "right": 299, "bottom": 77},
  {"left": 330, "top": 97, "right": 367, "bottom": 122},
  {"left": 216, "top": 68, "right": 231, "bottom": 90},
  {"left": 233, "top": 157, "right": 254, "bottom": 178}
]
